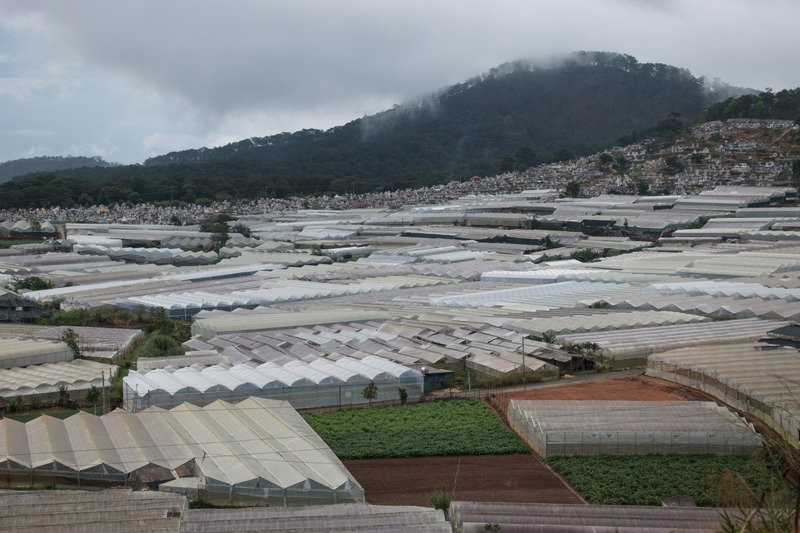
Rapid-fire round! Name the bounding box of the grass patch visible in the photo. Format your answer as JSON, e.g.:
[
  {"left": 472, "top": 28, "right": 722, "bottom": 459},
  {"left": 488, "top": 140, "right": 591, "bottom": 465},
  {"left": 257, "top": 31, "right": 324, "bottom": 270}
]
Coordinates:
[
  {"left": 0, "top": 239, "right": 41, "bottom": 248},
  {"left": 548, "top": 453, "right": 794, "bottom": 507},
  {"left": 302, "top": 398, "right": 529, "bottom": 460}
]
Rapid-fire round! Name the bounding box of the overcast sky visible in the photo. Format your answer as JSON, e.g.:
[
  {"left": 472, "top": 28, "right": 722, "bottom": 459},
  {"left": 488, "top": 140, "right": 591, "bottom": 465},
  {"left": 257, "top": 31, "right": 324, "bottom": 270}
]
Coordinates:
[{"left": 1, "top": 0, "right": 799, "bottom": 165}]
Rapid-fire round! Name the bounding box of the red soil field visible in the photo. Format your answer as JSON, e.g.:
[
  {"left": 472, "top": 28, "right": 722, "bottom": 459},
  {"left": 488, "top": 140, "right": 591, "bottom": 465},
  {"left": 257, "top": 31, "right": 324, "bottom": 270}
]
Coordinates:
[
  {"left": 500, "top": 374, "right": 708, "bottom": 402},
  {"left": 344, "top": 454, "right": 585, "bottom": 507}
]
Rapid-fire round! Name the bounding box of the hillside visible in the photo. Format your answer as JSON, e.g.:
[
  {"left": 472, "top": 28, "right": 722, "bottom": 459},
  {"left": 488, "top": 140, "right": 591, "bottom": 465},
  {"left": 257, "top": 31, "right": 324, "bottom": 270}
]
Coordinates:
[
  {"left": 0, "top": 156, "right": 117, "bottom": 184},
  {"left": 0, "top": 52, "right": 760, "bottom": 208}
]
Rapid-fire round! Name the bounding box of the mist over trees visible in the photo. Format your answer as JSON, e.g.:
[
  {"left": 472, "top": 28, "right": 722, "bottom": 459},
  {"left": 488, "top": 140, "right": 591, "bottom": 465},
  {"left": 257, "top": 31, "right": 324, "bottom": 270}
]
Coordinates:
[{"left": 0, "top": 52, "right": 770, "bottom": 209}]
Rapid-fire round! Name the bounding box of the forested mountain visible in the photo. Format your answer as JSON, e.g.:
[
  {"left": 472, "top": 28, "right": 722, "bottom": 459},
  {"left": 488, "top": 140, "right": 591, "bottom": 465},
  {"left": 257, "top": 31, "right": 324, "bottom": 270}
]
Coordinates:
[
  {"left": 699, "top": 88, "right": 800, "bottom": 122},
  {"left": 0, "top": 52, "right": 756, "bottom": 209},
  {"left": 0, "top": 156, "right": 117, "bottom": 184}
]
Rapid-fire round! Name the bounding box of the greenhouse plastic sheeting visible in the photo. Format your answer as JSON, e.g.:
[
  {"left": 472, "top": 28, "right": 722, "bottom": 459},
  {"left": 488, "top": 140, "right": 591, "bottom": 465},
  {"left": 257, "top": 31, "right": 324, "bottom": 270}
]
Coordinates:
[
  {"left": 124, "top": 356, "right": 423, "bottom": 411},
  {"left": 0, "top": 397, "right": 364, "bottom": 507},
  {"left": 508, "top": 400, "right": 761, "bottom": 458},
  {"left": 647, "top": 343, "right": 800, "bottom": 447}
]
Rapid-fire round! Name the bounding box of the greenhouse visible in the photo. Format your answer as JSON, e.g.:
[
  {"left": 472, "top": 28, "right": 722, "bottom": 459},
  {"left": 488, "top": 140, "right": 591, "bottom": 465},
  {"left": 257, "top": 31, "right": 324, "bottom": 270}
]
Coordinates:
[
  {"left": 508, "top": 400, "right": 762, "bottom": 457},
  {"left": 449, "top": 501, "right": 729, "bottom": 533},
  {"left": 118, "top": 279, "right": 393, "bottom": 319},
  {"left": 466, "top": 352, "right": 559, "bottom": 380},
  {"left": 0, "top": 359, "right": 115, "bottom": 406},
  {"left": 182, "top": 503, "right": 451, "bottom": 532},
  {"left": 0, "top": 489, "right": 188, "bottom": 532},
  {"left": 123, "top": 356, "right": 424, "bottom": 411},
  {"left": 0, "top": 397, "right": 364, "bottom": 507},
  {"left": 557, "top": 318, "right": 788, "bottom": 367},
  {"left": 0, "top": 338, "right": 74, "bottom": 369},
  {"left": 598, "top": 292, "right": 800, "bottom": 322},
  {"left": 73, "top": 244, "right": 219, "bottom": 265},
  {"left": 18, "top": 325, "right": 144, "bottom": 363},
  {"left": 646, "top": 343, "right": 800, "bottom": 447},
  {"left": 191, "top": 308, "right": 392, "bottom": 338},
  {"left": 429, "top": 280, "right": 640, "bottom": 311},
  {"left": 504, "top": 310, "right": 708, "bottom": 338}
]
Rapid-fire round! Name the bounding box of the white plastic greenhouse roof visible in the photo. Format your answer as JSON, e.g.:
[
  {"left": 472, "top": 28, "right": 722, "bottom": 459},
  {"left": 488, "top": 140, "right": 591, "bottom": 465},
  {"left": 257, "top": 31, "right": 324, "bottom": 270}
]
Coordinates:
[
  {"left": 19, "top": 326, "right": 144, "bottom": 359},
  {"left": 282, "top": 360, "right": 342, "bottom": 385},
  {"left": 643, "top": 280, "right": 800, "bottom": 300},
  {"left": 0, "top": 397, "right": 360, "bottom": 497},
  {"left": 0, "top": 338, "right": 73, "bottom": 369},
  {"left": 308, "top": 358, "right": 369, "bottom": 384},
  {"left": 599, "top": 293, "right": 800, "bottom": 321},
  {"left": 0, "top": 359, "right": 115, "bottom": 398},
  {"left": 504, "top": 310, "right": 708, "bottom": 337},
  {"left": 480, "top": 269, "right": 591, "bottom": 283},
  {"left": 510, "top": 400, "right": 758, "bottom": 434},
  {"left": 429, "top": 280, "right": 638, "bottom": 310},
  {"left": 191, "top": 309, "right": 392, "bottom": 338},
  {"left": 560, "top": 318, "right": 788, "bottom": 359},
  {"left": 356, "top": 355, "right": 420, "bottom": 379},
  {"left": 182, "top": 502, "right": 451, "bottom": 532},
  {"left": 332, "top": 357, "right": 389, "bottom": 381},
  {"left": 254, "top": 362, "right": 316, "bottom": 387},
  {"left": 647, "top": 343, "right": 800, "bottom": 403},
  {"left": 0, "top": 490, "right": 188, "bottom": 532}
]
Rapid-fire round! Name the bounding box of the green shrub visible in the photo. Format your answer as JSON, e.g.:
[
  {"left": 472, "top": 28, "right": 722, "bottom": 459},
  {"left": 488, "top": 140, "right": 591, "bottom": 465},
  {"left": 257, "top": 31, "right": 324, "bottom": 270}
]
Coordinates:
[
  {"left": 15, "top": 276, "right": 54, "bottom": 291},
  {"left": 429, "top": 490, "right": 451, "bottom": 511}
]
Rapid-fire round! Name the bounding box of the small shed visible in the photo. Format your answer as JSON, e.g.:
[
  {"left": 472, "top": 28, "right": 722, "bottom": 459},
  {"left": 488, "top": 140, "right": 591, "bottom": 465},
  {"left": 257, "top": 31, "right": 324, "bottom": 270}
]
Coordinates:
[
  {"left": 0, "top": 289, "right": 51, "bottom": 323},
  {"left": 409, "top": 365, "right": 455, "bottom": 393}
]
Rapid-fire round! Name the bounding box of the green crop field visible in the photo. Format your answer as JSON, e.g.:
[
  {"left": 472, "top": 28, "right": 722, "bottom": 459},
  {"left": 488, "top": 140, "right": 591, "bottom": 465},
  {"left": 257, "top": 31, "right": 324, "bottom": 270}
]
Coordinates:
[
  {"left": 302, "top": 399, "right": 530, "bottom": 459},
  {"left": 548, "top": 454, "right": 794, "bottom": 506}
]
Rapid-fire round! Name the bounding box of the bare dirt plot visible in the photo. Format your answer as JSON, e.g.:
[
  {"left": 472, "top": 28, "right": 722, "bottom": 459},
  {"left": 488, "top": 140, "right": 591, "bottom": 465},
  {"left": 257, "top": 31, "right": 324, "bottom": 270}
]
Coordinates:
[
  {"left": 343, "top": 454, "right": 584, "bottom": 507},
  {"left": 501, "top": 374, "right": 710, "bottom": 402}
]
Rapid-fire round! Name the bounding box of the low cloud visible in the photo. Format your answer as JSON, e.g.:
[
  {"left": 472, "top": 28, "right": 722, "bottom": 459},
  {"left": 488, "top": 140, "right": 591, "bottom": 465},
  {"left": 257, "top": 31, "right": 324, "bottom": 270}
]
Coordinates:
[{"left": 1, "top": 0, "right": 799, "bottom": 163}]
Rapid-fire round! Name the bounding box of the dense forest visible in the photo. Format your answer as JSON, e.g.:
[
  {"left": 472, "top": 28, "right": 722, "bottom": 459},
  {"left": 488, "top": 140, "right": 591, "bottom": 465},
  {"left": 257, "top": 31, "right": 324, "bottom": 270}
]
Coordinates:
[
  {"left": 698, "top": 88, "right": 800, "bottom": 122},
  {"left": 0, "top": 52, "right": 763, "bottom": 209}
]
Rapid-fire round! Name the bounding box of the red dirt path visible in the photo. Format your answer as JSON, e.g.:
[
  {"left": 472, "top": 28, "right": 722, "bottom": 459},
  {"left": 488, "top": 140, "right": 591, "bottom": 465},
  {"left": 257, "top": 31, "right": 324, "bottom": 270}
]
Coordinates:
[{"left": 345, "top": 374, "right": 710, "bottom": 506}]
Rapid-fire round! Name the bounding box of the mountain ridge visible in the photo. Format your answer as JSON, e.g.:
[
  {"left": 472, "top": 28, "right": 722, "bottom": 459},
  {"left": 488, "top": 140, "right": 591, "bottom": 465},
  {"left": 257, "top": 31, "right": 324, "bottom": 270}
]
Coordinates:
[
  {"left": 0, "top": 155, "right": 118, "bottom": 185},
  {"left": 0, "top": 52, "right": 774, "bottom": 208}
]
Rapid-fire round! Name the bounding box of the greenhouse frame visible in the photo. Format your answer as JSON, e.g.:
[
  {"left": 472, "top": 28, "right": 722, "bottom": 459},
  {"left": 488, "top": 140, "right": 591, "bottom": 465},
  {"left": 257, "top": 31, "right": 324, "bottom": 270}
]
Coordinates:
[{"left": 508, "top": 400, "right": 762, "bottom": 457}]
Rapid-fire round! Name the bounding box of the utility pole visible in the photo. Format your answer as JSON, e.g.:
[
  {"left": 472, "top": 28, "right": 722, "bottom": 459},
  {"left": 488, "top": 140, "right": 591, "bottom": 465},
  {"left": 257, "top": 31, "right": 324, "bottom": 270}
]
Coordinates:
[
  {"left": 101, "top": 370, "right": 106, "bottom": 414},
  {"left": 522, "top": 336, "right": 526, "bottom": 389}
]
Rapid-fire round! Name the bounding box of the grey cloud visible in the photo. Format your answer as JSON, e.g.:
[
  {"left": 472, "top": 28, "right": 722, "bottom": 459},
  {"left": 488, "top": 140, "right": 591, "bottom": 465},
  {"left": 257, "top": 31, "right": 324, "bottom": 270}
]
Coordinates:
[{"left": 1, "top": 0, "right": 799, "bottom": 164}]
